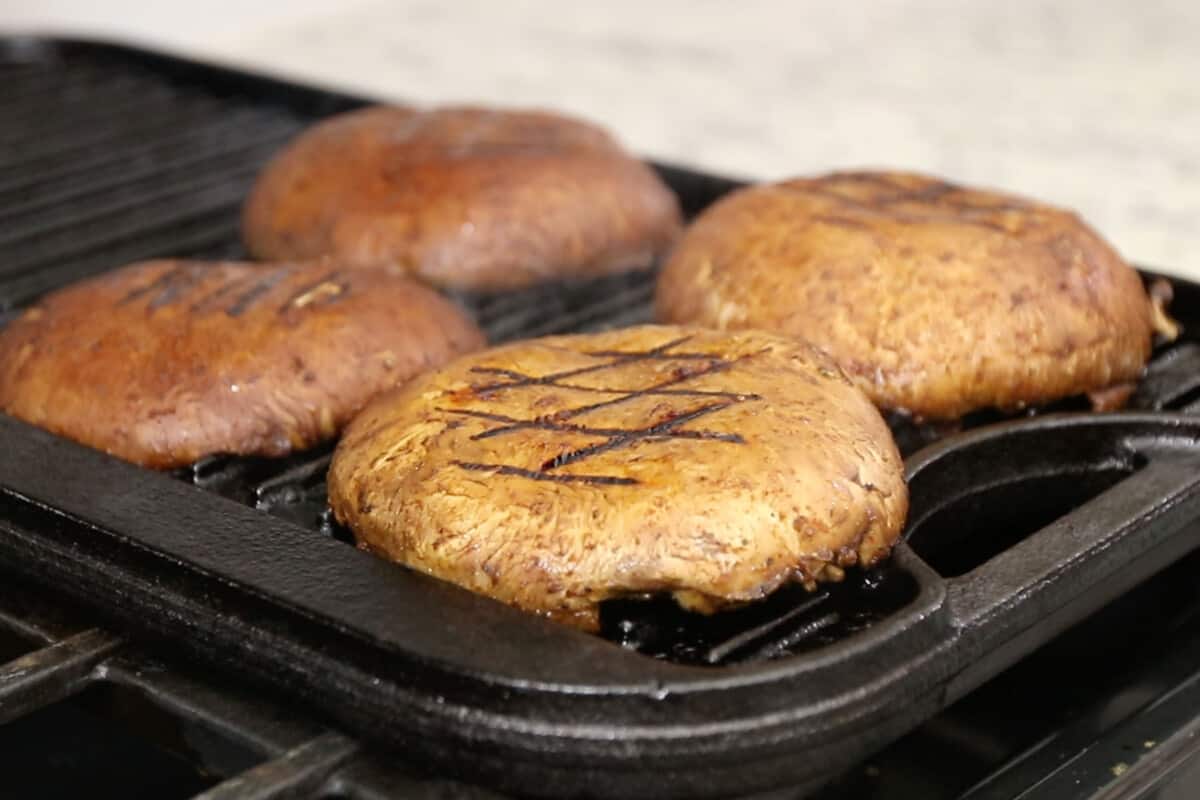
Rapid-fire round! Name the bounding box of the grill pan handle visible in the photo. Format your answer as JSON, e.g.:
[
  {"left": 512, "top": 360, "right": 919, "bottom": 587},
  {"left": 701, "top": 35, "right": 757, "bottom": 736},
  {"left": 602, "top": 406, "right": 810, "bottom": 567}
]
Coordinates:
[{"left": 942, "top": 445, "right": 1200, "bottom": 700}]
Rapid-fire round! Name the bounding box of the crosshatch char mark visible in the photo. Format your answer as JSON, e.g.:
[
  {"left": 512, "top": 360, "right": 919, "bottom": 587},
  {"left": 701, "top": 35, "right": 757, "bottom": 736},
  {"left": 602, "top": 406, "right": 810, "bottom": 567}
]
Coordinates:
[
  {"left": 445, "top": 336, "right": 761, "bottom": 485},
  {"left": 465, "top": 334, "right": 710, "bottom": 393},
  {"left": 452, "top": 461, "right": 638, "bottom": 486},
  {"left": 441, "top": 406, "right": 745, "bottom": 444},
  {"left": 468, "top": 367, "right": 758, "bottom": 401}
]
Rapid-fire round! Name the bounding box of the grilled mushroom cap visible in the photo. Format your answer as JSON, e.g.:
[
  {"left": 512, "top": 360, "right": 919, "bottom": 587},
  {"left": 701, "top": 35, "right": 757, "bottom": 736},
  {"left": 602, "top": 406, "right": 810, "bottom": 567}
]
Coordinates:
[
  {"left": 0, "top": 259, "right": 484, "bottom": 468},
  {"left": 243, "top": 105, "right": 682, "bottom": 291},
  {"left": 328, "top": 325, "right": 908, "bottom": 630},
  {"left": 656, "top": 171, "right": 1171, "bottom": 420}
]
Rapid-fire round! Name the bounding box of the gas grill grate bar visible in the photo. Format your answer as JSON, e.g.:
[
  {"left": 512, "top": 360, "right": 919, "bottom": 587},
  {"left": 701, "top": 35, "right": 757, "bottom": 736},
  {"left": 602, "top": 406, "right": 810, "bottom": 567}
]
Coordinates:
[
  {"left": 193, "top": 732, "right": 360, "bottom": 800},
  {"left": 0, "top": 570, "right": 482, "bottom": 797},
  {"left": 101, "top": 648, "right": 327, "bottom": 756},
  {"left": 0, "top": 628, "right": 122, "bottom": 724},
  {"left": 0, "top": 571, "right": 89, "bottom": 643}
]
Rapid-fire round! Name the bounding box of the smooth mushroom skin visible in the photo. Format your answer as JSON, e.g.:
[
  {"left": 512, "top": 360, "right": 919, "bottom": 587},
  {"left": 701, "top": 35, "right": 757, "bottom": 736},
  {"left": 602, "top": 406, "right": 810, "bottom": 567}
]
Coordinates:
[
  {"left": 656, "top": 171, "right": 1169, "bottom": 420},
  {"left": 243, "top": 106, "right": 683, "bottom": 291},
  {"left": 0, "top": 259, "right": 485, "bottom": 468},
  {"left": 328, "top": 325, "right": 908, "bottom": 630}
]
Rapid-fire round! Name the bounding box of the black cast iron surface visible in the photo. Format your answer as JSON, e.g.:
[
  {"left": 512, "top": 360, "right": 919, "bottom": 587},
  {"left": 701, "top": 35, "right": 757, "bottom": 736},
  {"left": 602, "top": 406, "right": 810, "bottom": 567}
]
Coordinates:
[{"left": 2, "top": 38, "right": 1200, "bottom": 799}]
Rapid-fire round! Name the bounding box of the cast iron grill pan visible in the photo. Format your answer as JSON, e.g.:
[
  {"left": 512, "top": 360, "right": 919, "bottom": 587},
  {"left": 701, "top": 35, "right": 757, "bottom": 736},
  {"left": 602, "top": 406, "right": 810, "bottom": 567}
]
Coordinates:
[{"left": 3, "top": 38, "right": 1200, "bottom": 798}]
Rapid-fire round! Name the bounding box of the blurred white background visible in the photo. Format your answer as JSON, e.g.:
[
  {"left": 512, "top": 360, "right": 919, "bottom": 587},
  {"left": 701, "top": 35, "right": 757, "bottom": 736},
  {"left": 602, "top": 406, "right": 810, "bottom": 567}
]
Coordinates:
[{"left": 2, "top": 0, "right": 1198, "bottom": 277}]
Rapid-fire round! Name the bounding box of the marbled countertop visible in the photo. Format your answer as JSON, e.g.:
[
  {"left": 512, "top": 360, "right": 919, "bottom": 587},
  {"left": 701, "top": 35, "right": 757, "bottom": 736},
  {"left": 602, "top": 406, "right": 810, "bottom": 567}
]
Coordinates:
[{"left": 3, "top": 0, "right": 1198, "bottom": 278}]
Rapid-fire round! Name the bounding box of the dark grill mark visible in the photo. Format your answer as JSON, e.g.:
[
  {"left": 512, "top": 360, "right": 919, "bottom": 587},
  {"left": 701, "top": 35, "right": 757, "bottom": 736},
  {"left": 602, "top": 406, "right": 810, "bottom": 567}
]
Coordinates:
[
  {"left": 119, "top": 265, "right": 323, "bottom": 318},
  {"left": 225, "top": 268, "right": 290, "bottom": 317},
  {"left": 467, "top": 335, "right": 710, "bottom": 394},
  {"left": 447, "top": 338, "right": 761, "bottom": 485},
  {"left": 827, "top": 172, "right": 932, "bottom": 193},
  {"left": 582, "top": 346, "right": 716, "bottom": 360},
  {"left": 902, "top": 180, "right": 960, "bottom": 205},
  {"left": 118, "top": 264, "right": 199, "bottom": 308},
  {"left": 493, "top": 358, "right": 744, "bottom": 436},
  {"left": 440, "top": 406, "right": 744, "bottom": 444},
  {"left": 147, "top": 267, "right": 206, "bottom": 310},
  {"left": 469, "top": 368, "right": 759, "bottom": 401},
  {"left": 452, "top": 461, "right": 638, "bottom": 486},
  {"left": 900, "top": 213, "right": 1010, "bottom": 233},
  {"left": 784, "top": 178, "right": 1032, "bottom": 234},
  {"left": 551, "top": 384, "right": 759, "bottom": 401},
  {"left": 189, "top": 273, "right": 251, "bottom": 313},
  {"left": 537, "top": 401, "right": 742, "bottom": 472}
]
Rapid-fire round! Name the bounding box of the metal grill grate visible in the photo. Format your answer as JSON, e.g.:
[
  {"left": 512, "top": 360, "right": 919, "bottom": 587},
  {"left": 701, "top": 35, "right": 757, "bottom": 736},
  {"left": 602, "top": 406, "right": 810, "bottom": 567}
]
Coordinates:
[{"left": 0, "top": 570, "right": 495, "bottom": 799}]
